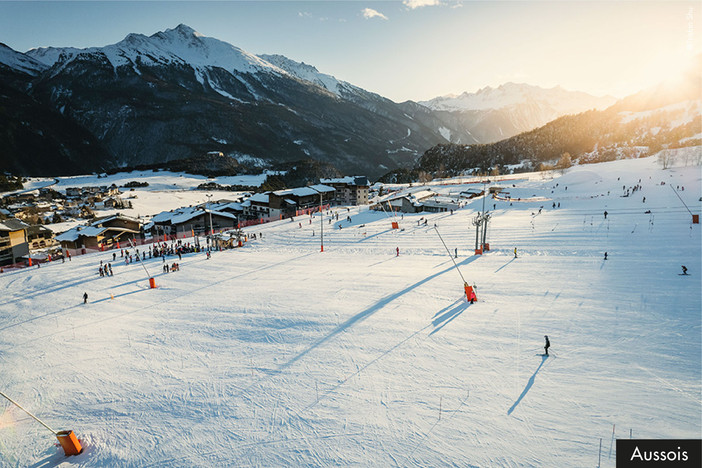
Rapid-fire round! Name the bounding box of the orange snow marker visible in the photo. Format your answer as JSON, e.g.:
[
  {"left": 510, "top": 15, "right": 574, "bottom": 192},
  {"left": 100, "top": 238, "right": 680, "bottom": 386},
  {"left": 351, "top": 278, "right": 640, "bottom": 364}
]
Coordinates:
[
  {"left": 474, "top": 248, "right": 482, "bottom": 255},
  {"left": 483, "top": 243, "right": 490, "bottom": 251},
  {"left": 110, "top": 293, "right": 114, "bottom": 300},
  {"left": 28, "top": 257, "right": 32, "bottom": 266},
  {"left": 149, "top": 277, "right": 156, "bottom": 289},
  {"left": 56, "top": 430, "right": 83, "bottom": 455},
  {"left": 391, "top": 222, "right": 399, "bottom": 229},
  {"left": 464, "top": 283, "right": 477, "bottom": 302},
  {"left": 693, "top": 214, "right": 699, "bottom": 224}
]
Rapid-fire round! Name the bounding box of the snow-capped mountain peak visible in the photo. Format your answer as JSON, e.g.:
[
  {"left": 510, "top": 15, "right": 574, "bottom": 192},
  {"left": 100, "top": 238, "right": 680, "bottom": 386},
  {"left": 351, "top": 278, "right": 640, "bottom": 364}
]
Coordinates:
[
  {"left": 25, "top": 24, "right": 285, "bottom": 77},
  {"left": 0, "top": 42, "right": 48, "bottom": 75},
  {"left": 420, "top": 82, "right": 615, "bottom": 113}
]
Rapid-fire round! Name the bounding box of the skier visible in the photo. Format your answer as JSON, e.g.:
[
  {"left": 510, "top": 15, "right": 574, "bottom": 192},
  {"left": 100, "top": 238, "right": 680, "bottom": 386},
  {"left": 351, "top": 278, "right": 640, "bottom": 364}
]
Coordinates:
[
  {"left": 604, "top": 252, "right": 608, "bottom": 260},
  {"left": 83, "top": 292, "right": 88, "bottom": 304},
  {"left": 544, "top": 335, "right": 550, "bottom": 356},
  {"left": 681, "top": 265, "right": 688, "bottom": 275},
  {"left": 514, "top": 247, "right": 518, "bottom": 258},
  {"left": 604, "top": 210, "right": 608, "bottom": 219},
  {"left": 396, "top": 247, "right": 399, "bottom": 257}
]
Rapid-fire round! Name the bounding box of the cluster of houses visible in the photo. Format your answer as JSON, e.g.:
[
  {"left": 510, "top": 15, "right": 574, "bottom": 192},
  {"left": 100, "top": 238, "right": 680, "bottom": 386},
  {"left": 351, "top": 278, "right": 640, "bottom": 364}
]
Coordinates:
[
  {"left": 0, "top": 176, "right": 371, "bottom": 266},
  {"left": 0, "top": 174, "right": 505, "bottom": 267}
]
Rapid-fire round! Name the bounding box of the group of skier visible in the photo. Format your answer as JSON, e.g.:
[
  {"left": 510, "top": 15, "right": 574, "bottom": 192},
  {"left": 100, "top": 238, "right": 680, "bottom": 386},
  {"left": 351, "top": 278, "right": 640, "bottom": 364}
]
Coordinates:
[{"left": 98, "top": 261, "right": 113, "bottom": 277}]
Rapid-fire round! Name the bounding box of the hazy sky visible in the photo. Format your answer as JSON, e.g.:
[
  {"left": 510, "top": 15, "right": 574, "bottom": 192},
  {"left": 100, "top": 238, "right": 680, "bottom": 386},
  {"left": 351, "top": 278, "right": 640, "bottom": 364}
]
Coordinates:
[{"left": 1, "top": 1, "right": 699, "bottom": 101}]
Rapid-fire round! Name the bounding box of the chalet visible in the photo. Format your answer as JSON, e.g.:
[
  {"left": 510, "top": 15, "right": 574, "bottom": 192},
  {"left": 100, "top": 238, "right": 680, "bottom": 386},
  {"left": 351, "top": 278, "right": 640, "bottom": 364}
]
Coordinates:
[
  {"left": 319, "top": 176, "right": 370, "bottom": 205},
  {"left": 418, "top": 196, "right": 461, "bottom": 213},
  {"left": 241, "top": 193, "right": 271, "bottom": 219},
  {"left": 0, "top": 218, "right": 29, "bottom": 266},
  {"left": 376, "top": 189, "right": 437, "bottom": 214},
  {"left": 148, "top": 206, "right": 238, "bottom": 237},
  {"left": 268, "top": 185, "right": 335, "bottom": 217},
  {"left": 56, "top": 214, "right": 142, "bottom": 252},
  {"left": 103, "top": 196, "right": 124, "bottom": 208},
  {"left": 27, "top": 225, "right": 57, "bottom": 250},
  {"left": 209, "top": 201, "right": 244, "bottom": 217}
]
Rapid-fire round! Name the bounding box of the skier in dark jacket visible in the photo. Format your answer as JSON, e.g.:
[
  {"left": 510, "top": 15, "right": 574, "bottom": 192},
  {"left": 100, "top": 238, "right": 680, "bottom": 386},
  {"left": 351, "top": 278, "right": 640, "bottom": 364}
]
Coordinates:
[
  {"left": 83, "top": 292, "right": 88, "bottom": 304},
  {"left": 544, "top": 335, "right": 550, "bottom": 356}
]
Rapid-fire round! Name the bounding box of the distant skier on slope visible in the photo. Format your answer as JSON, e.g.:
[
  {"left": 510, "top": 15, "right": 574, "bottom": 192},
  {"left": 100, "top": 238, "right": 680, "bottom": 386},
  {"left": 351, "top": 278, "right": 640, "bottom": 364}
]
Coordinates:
[
  {"left": 681, "top": 265, "right": 688, "bottom": 275},
  {"left": 396, "top": 247, "right": 399, "bottom": 257},
  {"left": 83, "top": 292, "right": 88, "bottom": 304},
  {"left": 544, "top": 335, "right": 550, "bottom": 356},
  {"left": 604, "top": 210, "right": 608, "bottom": 219},
  {"left": 514, "top": 247, "right": 518, "bottom": 258}
]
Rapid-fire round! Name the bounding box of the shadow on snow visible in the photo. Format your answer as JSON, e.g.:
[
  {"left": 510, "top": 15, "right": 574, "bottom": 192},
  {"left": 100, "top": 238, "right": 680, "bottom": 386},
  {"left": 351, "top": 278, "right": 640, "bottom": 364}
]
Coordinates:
[
  {"left": 278, "top": 255, "right": 481, "bottom": 371},
  {"left": 507, "top": 354, "right": 548, "bottom": 415}
]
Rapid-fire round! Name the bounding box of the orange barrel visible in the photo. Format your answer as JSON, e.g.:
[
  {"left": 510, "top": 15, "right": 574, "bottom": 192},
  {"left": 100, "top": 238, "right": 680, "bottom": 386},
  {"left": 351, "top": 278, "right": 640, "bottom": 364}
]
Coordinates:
[
  {"left": 56, "top": 430, "right": 83, "bottom": 456},
  {"left": 149, "top": 277, "right": 156, "bottom": 289},
  {"left": 474, "top": 248, "right": 482, "bottom": 255},
  {"left": 464, "top": 284, "right": 477, "bottom": 302}
]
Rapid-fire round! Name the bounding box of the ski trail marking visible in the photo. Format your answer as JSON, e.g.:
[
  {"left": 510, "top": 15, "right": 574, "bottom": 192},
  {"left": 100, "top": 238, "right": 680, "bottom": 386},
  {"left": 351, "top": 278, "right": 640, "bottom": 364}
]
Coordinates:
[
  {"left": 636, "top": 366, "right": 701, "bottom": 404},
  {"left": 7, "top": 251, "right": 318, "bottom": 351},
  {"left": 402, "top": 390, "right": 471, "bottom": 467}
]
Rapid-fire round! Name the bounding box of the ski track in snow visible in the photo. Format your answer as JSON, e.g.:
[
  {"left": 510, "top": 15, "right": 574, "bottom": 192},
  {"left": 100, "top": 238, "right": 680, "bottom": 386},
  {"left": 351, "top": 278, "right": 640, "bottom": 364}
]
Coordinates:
[{"left": 0, "top": 156, "right": 700, "bottom": 467}]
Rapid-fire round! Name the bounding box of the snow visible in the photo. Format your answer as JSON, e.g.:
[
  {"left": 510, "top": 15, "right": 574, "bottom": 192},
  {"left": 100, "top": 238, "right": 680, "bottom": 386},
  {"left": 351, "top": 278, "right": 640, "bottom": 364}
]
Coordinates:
[
  {"left": 0, "top": 155, "right": 700, "bottom": 466},
  {"left": 0, "top": 43, "right": 46, "bottom": 75},
  {"left": 11, "top": 171, "right": 266, "bottom": 233},
  {"left": 420, "top": 82, "right": 616, "bottom": 113},
  {"left": 438, "top": 126, "right": 452, "bottom": 141},
  {"left": 259, "top": 54, "right": 343, "bottom": 96},
  {"left": 680, "top": 132, "right": 702, "bottom": 143},
  {"left": 44, "top": 170, "right": 267, "bottom": 192},
  {"left": 619, "top": 100, "right": 701, "bottom": 126},
  {"left": 26, "top": 24, "right": 286, "bottom": 79}
]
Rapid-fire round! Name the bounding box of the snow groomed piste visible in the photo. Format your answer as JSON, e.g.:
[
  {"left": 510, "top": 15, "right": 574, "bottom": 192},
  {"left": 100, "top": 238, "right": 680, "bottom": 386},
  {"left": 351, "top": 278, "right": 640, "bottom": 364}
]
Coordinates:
[{"left": 0, "top": 155, "right": 700, "bottom": 466}]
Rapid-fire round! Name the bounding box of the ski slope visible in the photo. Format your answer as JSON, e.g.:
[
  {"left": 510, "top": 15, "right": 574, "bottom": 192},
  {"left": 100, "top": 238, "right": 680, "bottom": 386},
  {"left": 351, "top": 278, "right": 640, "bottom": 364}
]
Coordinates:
[{"left": 1, "top": 155, "right": 700, "bottom": 467}]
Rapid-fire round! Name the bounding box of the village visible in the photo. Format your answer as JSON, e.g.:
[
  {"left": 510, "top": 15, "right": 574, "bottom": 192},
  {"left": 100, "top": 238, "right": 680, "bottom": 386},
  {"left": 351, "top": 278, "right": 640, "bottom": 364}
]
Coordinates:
[{"left": 0, "top": 173, "right": 482, "bottom": 269}]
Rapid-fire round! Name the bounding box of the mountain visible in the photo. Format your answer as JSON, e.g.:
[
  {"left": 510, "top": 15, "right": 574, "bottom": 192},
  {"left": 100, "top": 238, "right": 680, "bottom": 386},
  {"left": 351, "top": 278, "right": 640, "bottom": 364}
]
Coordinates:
[
  {"left": 1, "top": 24, "right": 481, "bottom": 179},
  {"left": 0, "top": 43, "right": 112, "bottom": 175},
  {"left": 419, "top": 83, "right": 616, "bottom": 143},
  {"left": 400, "top": 62, "right": 701, "bottom": 180}
]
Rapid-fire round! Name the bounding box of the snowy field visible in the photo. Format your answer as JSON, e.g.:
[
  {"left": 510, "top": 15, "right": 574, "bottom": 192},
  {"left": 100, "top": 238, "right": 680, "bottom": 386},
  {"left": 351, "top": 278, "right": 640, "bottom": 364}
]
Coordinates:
[
  {"left": 0, "top": 155, "right": 700, "bottom": 467},
  {"left": 22, "top": 170, "right": 267, "bottom": 193}
]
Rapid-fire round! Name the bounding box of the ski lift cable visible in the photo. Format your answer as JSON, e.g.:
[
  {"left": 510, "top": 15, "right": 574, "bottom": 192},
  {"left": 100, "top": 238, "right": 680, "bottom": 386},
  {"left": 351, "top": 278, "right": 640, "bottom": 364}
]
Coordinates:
[
  {"left": 434, "top": 227, "right": 467, "bottom": 285},
  {"left": 129, "top": 238, "right": 152, "bottom": 279},
  {"left": 0, "top": 391, "right": 57, "bottom": 435},
  {"left": 669, "top": 184, "right": 694, "bottom": 216}
]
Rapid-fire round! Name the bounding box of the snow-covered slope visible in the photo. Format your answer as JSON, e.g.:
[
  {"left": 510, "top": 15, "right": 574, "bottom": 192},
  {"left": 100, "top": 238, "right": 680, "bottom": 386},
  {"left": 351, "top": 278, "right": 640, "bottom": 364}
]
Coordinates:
[
  {"left": 421, "top": 82, "right": 615, "bottom": 113},
  {"left": 258, "top": 54, "right": 346, "bottom": 95},
  {"left": 0, "top": 43, "right": 46, "bottom": 75},
  {"left": 1, "top": 154, "right": 700, "bottom": 466}
]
